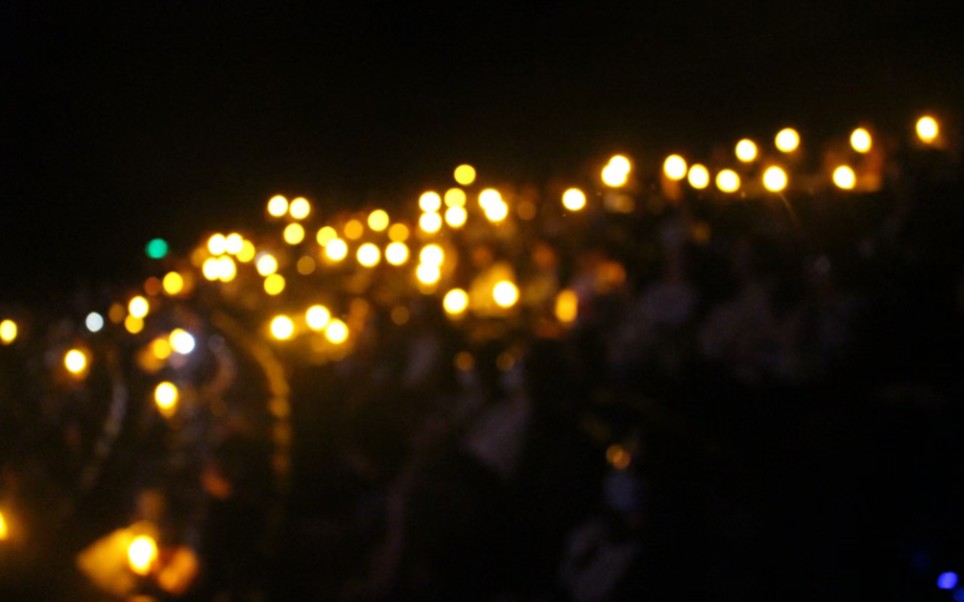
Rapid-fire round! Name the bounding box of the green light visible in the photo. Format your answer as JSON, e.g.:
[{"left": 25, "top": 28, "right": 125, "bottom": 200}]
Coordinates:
[{"left": 145, "top": 238, "right": 169, "bottom": 260}]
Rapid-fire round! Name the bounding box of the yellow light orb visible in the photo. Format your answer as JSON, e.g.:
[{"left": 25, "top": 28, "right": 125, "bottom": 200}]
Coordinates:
[
  {"left": 484, "top": 202, "right": 509, "bottom": 223},
  {"left": 0, "top": 319, "right": 17, "bottom": 345},
  {"left": 444, "top": 188, "right": 467, "bottom": 207},
  {"left": 324, "top": 319, "right": 349, "bottom": 344},
  {"left": 385, "top": 242, "right": 410, "bottom": 266},
  {"left": 269, "top": 315, "right": 295, "bottom": 340},
  {"left": 443, "top": 288, "right": 469, "bottom": 316},
  {"left": 735, "top": 139, "right": 758, "bottom": 162},
  {"left": 306, "top": 305, "right": 331, "bottom": 331},
  {"left": 419, "top": 244, "right": 445, "bottom": 266},
  {"left": 601, "top": 164, "right": 629, "bottom": 188},
  {"left": 415, "top": 263, "right": 441, "bottom": 285},
  {"left": 237, "top": 240, "right": 256, "bottom": 263},
  {"left": 687, "top": 164, "right": 710, "bottom": 189},
  {"left": 289, "top": 197, "right": 311, "bottom": 220},
  {"left": 325, "top": 238, "right": 348, "bottom": 262},
  {"left": 715, "top": 169, "right": 741, "bottom": 193},
  {"left": 125, "top": 316, "right": 144, "bottom": 334},
  {"left": 775, "top": 128, "right": 800, "bottom": 153},
  {"left": 0, "top": 510, "right": 8, "bottom": 540},
  {"left": 388, "top": 223, "right": 410, "bottom": 242},
  {"left": 762, "top": 166, "right": 789, "bottom": 192},
  {"left": 492, "top": 281, "right": 519, "bottom": 308},
  {"left": 916, "top": 115, "right": 939, "bottom": 143},
  {"left": 64, "top": 348, "right": 88, "bottom": 375},
  {"left": 663, "top": 155, "right": 688, "bottom": 181},
  {"left": 224, "top": 233, "right": 244, "bottom": 255},
  {"left": 150, "top": 337, "right": 172, "bottom": 360},
  {"left": 128, "top": 296, "right": 149, "bottom": 319},
  {"left": 154, "top": 381, "right": 179, "bottom": 415},
  {"left": 850, "top": 128, "right": 872, "bottom": 153},
  {"left": 555, "top": 289, "right": 579, "bottom": 323},
  {"left": 255, "top": 253, "right": 278, "bottom": 276},
  {"left": 296, "top": 255, "right": 316, "bottom": 275},
  {"left": 267, "top": 195, "right": 289, "bottom": 217},
  {"left": 832, "top": 165, "right": 856, "bottom": 190},
  {"left": 162, "top": 271, "right": 184, "bottom": 295},
  {"left": 207, "top": 233, "right": 227, "bottom": 256},
  {"left": 454, "top": 164, "right": 477, "bottom": 186},
  {"left": 444, "top": 206, "right": 468, "bottom": 228},
  {"left": 217, "top": 256, "right": 237, "bottom": 282},
  {"left": 316, "top": 226, "right": 337, "bottom": 245},
  {"left": 283, "top": 223, "right": 305, "bottom": 245},
  {"left": 202, "top": 257, "right": 222, "bottom": 281},
  {"left": 562, "top": 187, "right": 587, "bottom": 211},
  {"left": 264, "top": 274, "right": 286, "bottom": 296},
  {"left": 419, "top": 191, "right": 442, "bottom": 213},
  {"left": 607, "top": 155, "right": 631, "bottom": 174},
  {"left": 344, "top": 219, "right": 364, "bottom": 240},
  {"left": 169, "top": 329, "right": 196, "bottom": 354},
  {"left": 367, "top": 209, "right": 390, "bottom": 232},
  {"left": 357, "top": 243, "right": 381, "bottom": 267},
  {"left": 128, "top": 535, "right": 158, "bottom": 576},
  {"left": 478, "top": 188, "right": 502, "bottom": 210},
  {"left": 419, "top": 212, "right": 443, "bottom": 233}
]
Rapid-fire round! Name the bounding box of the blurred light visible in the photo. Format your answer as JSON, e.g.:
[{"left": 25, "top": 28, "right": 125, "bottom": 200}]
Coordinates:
[
  {"left": 357, "top": 243, "right": 381, "bottom": 267},
  {"left": 391, "top": 305, "right": 410, "bottom": 325},
  {"left": 492, "top": 281, "right": 519, "bottom": 308},
  {"left": 296, "top": 255, "right": 316, "bottom": 275},
  {"left": 445, "top": 206, "right": 468, "bottom": 228},
  {"left": 938, "top": 572, "right": 959, "bottom": 590},
  {"left": 850, "top": 128, "right": 872, "bottom": 153},
  {"left": 419, "top": 191, "right": 442, "bottom": 213},
  {"left": 478, "top": 188, "right": 502, "bottom": 210},
  {"left": 128, "top": 535, "right": 158, "bottom": 576},
  {"left": 289, "top": 197, "right": 311, "bottom": 220},
  {"left": 144, "top": 276, "right": 162, "bottom": 297},
  {"left": 207, "top": 233, "right": 227, "bottom": 255},
  {"left": 419, "top": 244, "right": 444, "bottom": 266},
  {"left": 607, "top": 155, "right": 631, "bottom": 174},
  {"left": 169, "top": 329, "right": 195, "bottom": 354},
  {"left": 368, "top": 209, "right": 390, "bottom": 232},
  {"left": 85, "top": 312, "right": 104, "bottom": 333},
  {"left": 0, "top": 319, "right": 17, "bottom": 344},
  {"left": 270, "top": 315, "right": 295, "bottom": 340},
  {"left": 601, "top": 164, "right": 628, "bottom": 187},
  {"left": 64, "top": 348, "right": 88, "bottom": 375},
  {"left": 385, "top": 242, "right": 410, "bottom": 266},
  {"left": 264, "top": 274, "right": 286, "bottom": 296},
  {"left": 145, "top": 238, "right": 169, "bottom": 259},
  {"left": 108, "top": 304, "right": 126, "bottom": 324},
  {"left": 443, "top": 288, "right": 469, "bottom": 316},
  {"left": 225, "top": 233, "right": 244, "bottom": 255},
  {"left": 454, "top": 164, "right": 477, "bottom": 185},
  {"left": 735, "top": 139, "right": 758, "bottom": 162},
  {"left": 325, "top": 238, "right": 348, "bottom": 262},
  {"left": 775, "top": 127, "right": 800, "bottom": 152},
  {"left": 716, "top": 169, "right": 741, "bottom": 193},
  {"left": 454, "top": 351, "right": 474, "bottom": 372},
  {"left": 687, "top": 164, "right": 710, "bottom": 189},
  {"left": 555, "top": 289, "right": 578, "bottom": 323},
  {"left": 162, "top": 271, "right": 184, "bottom": 295},
  {"left": 128, "top": 296, "right": 149, "bottom": 319},
  {"left": 388, "top": 223, "right": 410, "bottom": 242},
  {"left": 344, "top": 219, "right": 364, "bottom": 240},
  {"left": 324, "top": 319, "right": 349, "bottom": 344},
  {"left": 217, "top": 256, "right": 237, "bottom": 282},
  {"left": 202, "top": 257, "right": 222, "bottom": 281},
  {"left": 444, "top": 188, "right": 467, "bottom": 207},
  {"left": 267, "top": 195, "right": 289, "bottom": 217},
  {"left": 154, "top": 381, "right": 179, "bottom": 416},
  {"left": 763, "top": 166, "right": 788, "bottom": 192},
  {"left": 663, "top": 154, "right": 688, "bottom": 180},
  {"left": 832, "top": 165, "right": 856, "bottom": 190},
  {"left": 237, "top": 240, "right": 256, "bottom": 263},
  {"left": 419, "top": 212, "right": 443, "bottom": 233},
  {"left": 484, "top": 202, "right": 509, "bottom": 223},
  {"left": 316, "top": 226, "right": 338, "bottom": 245},
  {"left": 917, "top": 115, "right": 939, "bottom": 143},
  {"left": 306, "top": 305, "right": 331, "bottom": 331},
  {"left": 416, "top": 263, "right": 441, "bottom": 285},
  {"left": 606, "top": 444, "right": 631, "bottom": 470},
  {"left": 0, "top": 510, "right": 8, "bottom": 540},
  {"left": 517, "top": 200, "right": 537, "bottom": 220},
  {"left": 125, "top": 315, "right": 144, "bottom": 334},
  {"left": 283, "top": 223, "right": 306, "bottom": 245},
  {"left": 562, "top": 188, "right": 587, "bottom": 211},
  {"left": 150, "top": 338, "right": 172, "bottom": 360},
  {"left": 255, "top": 253, "right": 279, "bottom": 276}
]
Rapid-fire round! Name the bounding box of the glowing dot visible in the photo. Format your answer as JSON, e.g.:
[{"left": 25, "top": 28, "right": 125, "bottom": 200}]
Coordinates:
[
  {"left": 775, "top": 127, "right": 800, "bottom": 153},
  {"left": 415, "top": 263, "right": 441, "bottom": 285},
  {"left": 162, "top": 272, "right": 184, "bottom": 295},
  {"left": 763, "top": 166, "right": 788, "bottom": 192},
  {"left": 606, "top": 444, "right": 631, "bottom": 470},
  {"left": 555, "top": 289, "right": 578, "bottom": 323},
  {"left": 601, "top": 164, "right": 628, "bottom": 187},
  {"left": 388, "top": 223, "right": 409, "bottom": 242},
  {"left": 64, "top": 349, "right": 88, "bottom": 375},
  {"left": 202, "top": 257, "right": 222, "bottom": 281},
  {"left": 716, "top": 169, "right": 741, "bottom": 193},
  {"left": 169, "top": 329, "right": 195, "bottom": 354},
  {"left": 344, "top": 219, "right": 364, "bottom": 240},
  {"left": 492, "top": 281, "right": 519, "bottom": 308},
  {"left": 145, "top": 238, "right": 169, "bottom": 259},
  {"left": 607, "top": 155, "right": 631, "bottom": 174},
  {"left": 217, "top": 256, "right": 237, "bottom": 282},
  {"left": 296, "top": 255, "right": 316, "bottom": 275},
  {"left": 316, "top": 226, "right": 337, "bottom": 245},
  {"left": 454, "top": 164, "right": 476, "bottom": 185},
  {"left": 850, "top": 128, "right": 872, "bottom": 153},
  {"left": 832, "top": 165, "right": 856, "bottom": 190},
  {"left": 419, "top": 244, "right": 444, "bottom": 266},
  {"left": 267, "top": 195, "right": 289, "bottom": 217},
  {"left": 324, "top": 319, "right": 349, "bottom": 344},
  {"left": 445, "top": 206, "right": 468, "bottom": 228},
  {"left": 237, "top": 240, "right": 256, "bottom": 263},
  {"left": 687, "top": 164, "right": 710, "bottom": 189},
  {"left": 255, "top": 253, "right": 278, "bottom": 276},
  {"left": 419, "top": 191, "right": 442, "bottom": 213},
  {"left": 917, "top": 115, "right": 939, "bottom": 143},
  {"left": 224, "top": 233, "right": 243, "bottom": 255},
  {"left": 444, "top": 188, "right": 467, "bottom": 207},
  {"left": 264, "top": 274, "right": 286, "bottom": 296},
  {"left": 283, "top": 223, "right": 306, "bottom": 245},
  {"left": 663, "top": 154, "right": 688, "bottom": 181},
  {"left": 357, "top": 243, "right": 381, "bottom": 267},
  {"left": 0, "top": 511, "right": 8, "bottom": 540},
  {"left": 938, "top": 572, "right": 959, "bottom": 590},
  {"left": 419, "top": 212, "right": 443, "bottom": 233},
  {"left": 289, "top": 197, "right": 311, "bottom": 220},
  {"left": 0, "top": 319, "right": 17, "bottom": 344},
  {"left": 128, "top": 535, "right": 158, "bottom": 576},
  {"left": 385, "top": 242, "right": 410, "bottom": 266},
  {"left": 443, "top": 288, "right": 469, "bottom": 316},
  {"left": 154, "top": 381, "right": 179, "bottom": 416},
  {"left": 125, "top": 316, "right": 144, "bottom": 334},
  {"left": 305, "top": 305, "right": 331, "bottom": 331},
  {"left": 735, "top": 139, "right": 758, "bottom": 162},
  {"left": 270, "top": 315, "right": 294, "bottom": 340},
  {"left": 85, "top": 312, "right": 104, "bottom": 333},
  {"left": 478, "top": 188, "right": 502, "bottom": 210},
  {"left": 207, "top": 233, "right": 227, "bottom": 256},
  {"left": 128, "top": 296, "right": 149, "bottom": 319},
  {"left": 150, "top": 337, "right": 172, "bottom": 360},
  {"left": 368, "top": 209, "right": 390, "bottom": 232},
  {"left": 325, "top": 238, "right": 348, "bottom": 262},
  {"left": 562, "top": 188, "right": 587, "bottom": 211},
  {"left": 484, "top": 202, "right": 509, "bottom": 223}
]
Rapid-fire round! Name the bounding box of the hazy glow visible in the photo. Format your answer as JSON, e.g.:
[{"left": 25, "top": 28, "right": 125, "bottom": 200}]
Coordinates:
[
  {"left": 283, "top": 223, "right": 306, "bottom": 245},
  {"left": 454, "top": 164, "right": 477, "bottom": 185},
  {"left": 415, "top": 263, "right": 441, "bottom": 285},
  {"left": 207, "top": 233, "right": 227, "bottom": 256},
  {"left": 606, "top": 444, "right": 631, "bottom": 470},
  {"left": 296, "top": 255, "right": 316, "bottom": 275},
  {"left": 64, "top": 349, "right": 88, "bottom": 375},
  {"left": 444, "top": 188, "right": 467, "bottom": 207},
  {"left": 163, "top": 271, "right": 184, "bottom": 295},
  {"left": 687, "top": 164, "right": 710, "bottom": 189},
  {"left": 735, "top": 139, "right": 758, "bottom": 162},
  {"left": 169, "top": 329, "right": 196, "bottom": 354},
  {"left": 916, "top": 115, "right": 939, "bottom": 143},
  {"left": 419, "top": 244, "right": 444, "bottom": 266},
  {"left": 385, "top": 242, "right": 410, "bottom": 266},
  {"left": 202, "top": 257, "right": 222, "bottom": 281},
  {"left": 325, "top": 238, "right": 348, "bottom": 261},
  {"left": 663, "top": 155, "right": 688, "bottom": 180},
  {"left": 264, "top": 274, "right": 286, "bottom": 296},
  {"left": 86, "top": 312, "right": 104, "bottom": 333},
  {"left": 832, "top": 165, "right": 856, "bottom": 190},
  {"left": 344, "top": 220, "right": 364, "bottom": 240},
  {"left": 154, "top": 381, "right": 179, "bottom": 416},
  {"left": 562, "top": 188, "right": 587, "bottom": 211},
  {"left": 775, "top": 128, "right": 800, "bottom": 152},
  {"left": 267, "top": 195, "right": 289, "bottom": 217},
  {"left": 125, "top": 316, "right": 144, "bottom": 334},
  {"left": 225, "top": 233, "right": 244, "bottom": 255},
  {"left": 762, "top": 166, "right": 788, "bottom": 192},
  {"left": 443, "top": 288, "right": 469, "bottom": 316},
  {"left": 306, "top": 305, "right": 331, "bottom": 331},
  {"left": 493, "top": 281, "right": 519, "bottom": 308},
  {"left": 419, "top": 212, "right": 443, "bottom": 233},
  {"left": 716, "top": 169, "right": 741, "bottom": 193},
  {"left": 0, "top": 319, "right": 17, "bottom": 344},
  {"left": 445, "top": 206, "right": 468, "bottom": 228},
  {"left": 256, "top": 253, "right": 279, "bottom": 276},
  {"left": 357, "top": 243, "right": 381, "bottom": 267},
  {"left": 289, "top": 197, "right": 311, "bottom": 220},
  {"left": 270, "top": 315, "right": 295, "bottom": 340},
  {"left": 237, "top": 240, "right": 256, "bottom": 263},
  {"left": 324, "top": 319, "right": 349, "bottom": 344},
  {"left": 388, "top": 223, "right": 410, "bottom": 242},
  {"left": 517, "top": 200, "right": 537, "bottom": 220},
  {"left": 368, "top": 209, "right": 390, "bottom": 232},
  {"left": 419, "top": 191, "right": 442, "bottom": 213},
  {"left": 555, "top": 289, "right": 578, "bottom": 323},
  {"left": 128, "top": 296, "right": 149, "bottom": 319},
  {"left": 850, "top": 128, "right": 872, "bottom": 153},
  {"left": 128, "top": 535, "right": 158, "bottom": 576},
  {"left": 316, "top": 226, "right": 337, "bottom": 245}
]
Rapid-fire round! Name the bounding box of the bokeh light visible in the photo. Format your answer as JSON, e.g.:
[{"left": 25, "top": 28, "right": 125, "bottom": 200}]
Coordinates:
[
  {"left": 316, "top": 226, "right": 337, "bottom": 245},
  {"left": 492, "top": 280, "right": 519, "bottom": 308},
  {"left": 385, "top": 242, "right": 410, "bottom": 266},
  {"left": 0, "top": 510, "right": 8, "bottom": 541},
  {"left": 270, "top": 315, "right": 295, "bottom": 340},
  {"left": 154, "top": 381, "right": 179, "bottom": 416},
  {"left": 128, "top": 535, "right": 158, "bottom": 576},
  {"left": 324, "top": 319, "right": 349, "bottom": 344},
  {"left": 775, "top": 127, "right": 800, "bottom": 152},
  {"left": 267, "top": 195, "right": 288, "bottom": 217},
  {"left": 735, "top": 139, "right": 758, "bottom": 162},
  {"left": 325, "top": 238, "right": 348, "bottom": 262},
  {"left": 202, "top": 257, "right": 222, "bottom": 281},
  {"left": 419, "top": 212, "right": 443, "bottom": 233},
  {"left": 716, "top": 169, "right": 741, "bottom": 193},
  {"left": 454, "top": 164, "right": 476, "bottom": 185},
  {"left": 388, "top": 223, "right": 410, "bottom": 242},
  {"left": 445, "top": 206, "right": 468, "bottom": 228},
  {"left": 207, "top": 233, "right": 227, "bottom": 256},
  {"left": 145, "top": 238, "right": 169, "bottom": 260},
  {"left": 555, "top": 289, "right": 578, "bottom": 323},
  {"left": 938, "top": 572, "right": 959, "bottom": 590},
  {"left": 419, "top": 244, "right": 444, "bottom": 266},
  {"left": 562, "top": 188, "right": 587, "bottom": 211},
  {"left": 763, "top": 166, "right": 788, "bottom": 192},
  {"left": 601, "top": 155, "right": 631, "bottom": 187},
  {"left": 264, "top": 274, "right": 286, "bottom": 296},
  {"left": 832, "top": 165, "right": 856, "bottom": 190},
  {"left": 663, "top": 154, "right": 688, "bottom": 181},
  {"left": 125, "top": 316, "right": 144, "bottom": 334},
  {"left": 237, "top": 240, "right": 256, "bottom": 263},
  {"left": 687, "top": 164, "right": 710, "bottom": 189},
  {"left": 169, "top": 329, "right": 196, "bottom": 355},
  {"left": 0, "top": 319, "right": 17, "bottom": 344},
  {"left": 606, "top": 444, "right": 631, "bottom": 470},
  {"left": 306, "top": 305, "right": 331, "bottom": 331},
  {"left": 163, "top": 271, "right": 184, "bottom": 295},
  {"left": 217, "top": 256, "right": 237, "bottom": 282},
  {"left": 419, "top": 191, "right": 442, "bottom": 213},
  {"left": 415, "top": 263, "right": 441, "bottom": 285},
  {"left": 357, "top": 243, "right": 381, "bottom": 267},
  {"left": 256, "top": 253, "right": 279, "bottom": 276},
  {"left": 850, "top": 128, "right": 872, "bottom": 153},
  {"left": 443, "top": 288, "right": 469, "bottom": 316},
  {"left": 128, "top": 296, "right": 149, "bottom": 319},
  {"left": 344, "top": 220, "right": 364, "bottom": 240},
  {"left": 288, "top": 197, "right": 311, "bottom": 220},
  {"left": 64, "top": 348, "right": 88, "bottom": 375},
  {"left": 85, "top": 312, "right": 104, "bottom": 333},
  {"left": 444, "top": 188, "right": 467, "bottom": 207},
  {"left": 368, "top": 209, "right": 390, "bottom": 232},
  {"left": 917, "top": 115, "right": 939, "bottom": 143},
  {"left": 150, "top": 337, "right": 172, "bottom": 360},
  {"left": 484, "top": 201, "right": 509, "bottom": 223},
  {"left": 283, "top": 223, "right": 306, "bottom": 245},
  {"left": 225, "top": 233, "right": 244, "bottom": 255}
]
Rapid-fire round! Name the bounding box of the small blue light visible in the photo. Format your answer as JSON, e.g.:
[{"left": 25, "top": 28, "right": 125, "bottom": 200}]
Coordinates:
[{"left": 937, "top": 571, "right": 959, "bottom": 590}]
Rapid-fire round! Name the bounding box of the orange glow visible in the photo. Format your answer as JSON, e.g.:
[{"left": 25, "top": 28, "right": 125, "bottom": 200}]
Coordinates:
[
  {"left": 850, "top": 128, "right": 872, "bottom": 153},
  {"left": 325, "top": 238, "right": 348, "bottom": 262},
  {"left": 0, "top": 319, "right": 17, "bottom": 345},
  {"left": 916, "top": 115, "right": 939, "bottom": 143},
  {"left": 443, "top": 288, "right": 469, "bottom": 316},
  {"left": 297, "top": 255, "right": 316, "bottom": 275},
  {"left": 388, "top": 223, "right": 410, "bottom": 242},
  {"left": 306, "top": 305, "right": 331, "bottom": 331},
  {"left": 150, "top": 337, "right": 172, "bottom": 360},
  {"left": 316, "top": 226, "right": 338, "bottom": 245},
  {"left": 0, "top": 510, "right": 8, "bottom": 540},
  {"left": 492, "top": 280, "right": 519, "bottom": 308},
  {"left": 606, "top": 444, "right": 631, "bottom": 470},
  {"left": 128, "top": 535, "right": 158, "bottom": 576},
  {"left": 324, "top": 319, "right": 349, "bottom": 344},
  {"left": 125, "top": 316, "right": 144, "bottom": 334},
  {"left": 444, "top": 188, "right": 467, "bottom": 207},
  {"left": 344, "top": 219, "right": 364, "bottom": 240},
  {"left": 555, "top": 289, "right": 578, "bottom": 323},
  {"left": 270, "top": 315, "right": 295, "bottom": 340},
  {"left": 64, "top": 348, "right": 88, "bottom": 376}
]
